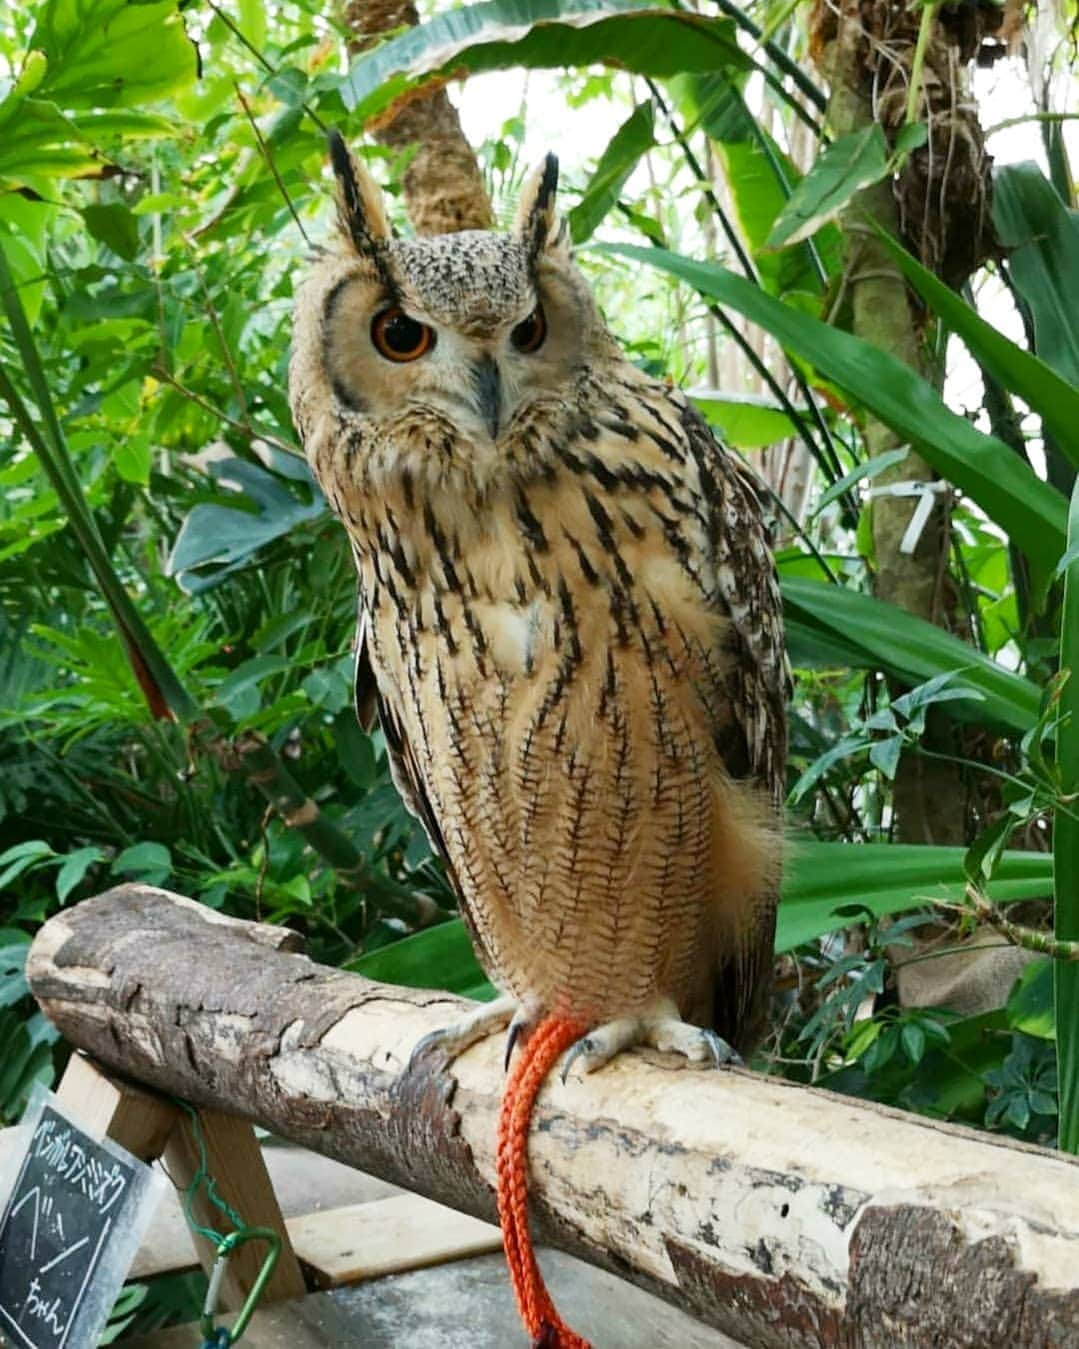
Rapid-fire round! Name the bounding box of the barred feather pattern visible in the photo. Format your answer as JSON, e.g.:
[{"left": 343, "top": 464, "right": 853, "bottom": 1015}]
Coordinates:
[{"left": 296, "top": 339, "right": 787, "bottom": 1045}]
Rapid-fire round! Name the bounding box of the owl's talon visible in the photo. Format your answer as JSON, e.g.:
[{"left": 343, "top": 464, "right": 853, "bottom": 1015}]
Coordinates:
[
  {"left": 702, "top": 1028, "right": 743, "bottom": 1068},
  {"left": 504, "top": 1009, "right": 535, "bottom": 1070},
  {"left": 559, "top": 1036, "right": 596, "bottom": 1085},
  {"left": 559, "top": 1003, "right": 741, "bottom": 1081},
  {"left": 407, "top": 994, "right": 517, "bottom": 1072},
  {"left": 407, "top": 1028, "right": 451, "bottom": 1070}
]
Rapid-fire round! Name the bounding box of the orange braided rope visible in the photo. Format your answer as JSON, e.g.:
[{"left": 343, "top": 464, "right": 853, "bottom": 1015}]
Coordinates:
[{"left": 496, "top": 1014, "right": 592, "bottom": 1349}]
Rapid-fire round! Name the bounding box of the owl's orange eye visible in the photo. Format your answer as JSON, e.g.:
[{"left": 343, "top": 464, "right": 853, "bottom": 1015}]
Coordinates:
[
  {"left": 511, "top": 305, "right": 547, "bottom": 354},
  {"left": 371, "top": 307, "right": 435, "bottom": 362}
]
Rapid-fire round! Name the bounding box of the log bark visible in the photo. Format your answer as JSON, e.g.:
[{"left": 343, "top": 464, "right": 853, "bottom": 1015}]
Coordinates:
[{"left": 27, "top": 886, "right": 1079, "bottom": 1349}]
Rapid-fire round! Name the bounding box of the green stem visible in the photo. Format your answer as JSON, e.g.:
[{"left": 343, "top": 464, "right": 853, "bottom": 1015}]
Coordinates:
[
  {"left": 904, "top": 2, "right": 941, "bottom": 129},
  {"left": 706, "top": 0, "right": 827, "bottom": 113},
  {"left": 962, "top": 885, "right": 1079, "bottom": 962},
  {"left": 984, "top": 111, "right": 1079, "bottom": 138}
]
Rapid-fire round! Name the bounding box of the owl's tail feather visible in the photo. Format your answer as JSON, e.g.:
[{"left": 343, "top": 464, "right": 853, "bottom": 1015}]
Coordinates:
[{"left": 496, "top": 1014, "right": 592, "bottom": 1349}]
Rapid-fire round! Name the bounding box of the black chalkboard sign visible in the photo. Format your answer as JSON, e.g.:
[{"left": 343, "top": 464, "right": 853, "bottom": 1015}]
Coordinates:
[{"left": 0, "top": 1085, "right": 163, "bottom": 1349}]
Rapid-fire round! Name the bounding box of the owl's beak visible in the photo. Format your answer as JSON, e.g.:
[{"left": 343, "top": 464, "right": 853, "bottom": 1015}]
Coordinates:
[{"left": 471, "top": 354, "right": 502, "bottom": 440}]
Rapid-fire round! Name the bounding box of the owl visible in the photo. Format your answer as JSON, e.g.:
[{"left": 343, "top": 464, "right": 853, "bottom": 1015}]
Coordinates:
[{"left": 290, "top": 131, "right": 787, "bottom": 1342}]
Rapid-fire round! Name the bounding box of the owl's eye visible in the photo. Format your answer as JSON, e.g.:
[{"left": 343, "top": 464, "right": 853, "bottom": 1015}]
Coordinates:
[
  {"left": 510, "top": 305, "right": 547, "bottom": 354},
  {"left": 371, "top": 307, "right": 435, "bottom": 362}
]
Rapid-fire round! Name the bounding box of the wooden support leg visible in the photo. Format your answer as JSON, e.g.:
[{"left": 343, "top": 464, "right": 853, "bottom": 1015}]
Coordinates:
[
  {"left": 56, "top": 1052, "right": 306, "bottom": 1310},
  {"left": 163, "top": 1105, "right": 306, "bottom": 1309},
  {"left": 56, "top": 1051, "right": 180, "bottom": 1161}
]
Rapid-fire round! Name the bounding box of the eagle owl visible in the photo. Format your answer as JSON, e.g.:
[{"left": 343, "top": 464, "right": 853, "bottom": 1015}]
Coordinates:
[{"left": 290, "top": 132, "right": 786, "bottom": 1341}]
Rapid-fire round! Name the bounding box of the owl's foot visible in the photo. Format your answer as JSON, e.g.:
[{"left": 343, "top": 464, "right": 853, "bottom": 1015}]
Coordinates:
[
  {"left": 408, "top": 994, "right": 517, "bottom": 1070},
  {"left": 559, "top": 999, "right": 742, "bottom": 1083}
]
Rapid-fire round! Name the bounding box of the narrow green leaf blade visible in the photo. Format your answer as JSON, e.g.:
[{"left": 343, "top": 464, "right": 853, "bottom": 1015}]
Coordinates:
[
  {"left": 1055, "top": 477, "right": 1079, "bottom": 1151},
  {"left": 782, "top": 577, "right": 1042, "bottom": 733},
  {"left": 995, "top": 162, "right": 1079, "bottom": 387},
  {"left": 599, "top": 242, "right": 1068, "bottom": 577},
  {"left": 0, "top": 246, "right": 198, "bottom": 722},
  {"left": 568, "top": 99, "right": 654, "bottom": 244},
  {"left": 874, "top": 225, "right": 1079, "bottom": 470},
  {"left": 767, "top": 125, "right": 889, "bottom": 248},
  {"left": 778, "top": 843, "right": 1054, "bottom": 952}
]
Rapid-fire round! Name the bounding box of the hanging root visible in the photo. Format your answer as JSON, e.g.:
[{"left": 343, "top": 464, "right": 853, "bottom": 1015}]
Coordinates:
[{"left": 496, "top": 1014, "right": 592, "bottom": 1349}]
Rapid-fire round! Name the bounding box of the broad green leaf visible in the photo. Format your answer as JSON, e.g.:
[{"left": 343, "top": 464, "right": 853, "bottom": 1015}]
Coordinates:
[
  {"left": 995, "top": 162, "right": 1079, "bottom": 387},
  {"left": 0, "top": 946, "right": 29, "bottom": 1011},
  {"left": 777, "top": 843, "right": 1054, "bottom": 952},
  {"left": 340, "top": 1, "right": 748, "bottom": 122},
  {"left": 1009, "top": 960, "right": 1053, "bottom": 1041},
  {"left": 215, "top": 655, "right": 291, "bottom": 705},
  {"left": 782, "top": 577, "right": 1042, "bottom": 732},
  {"left": 352, "top": 921, "right": 495, "bottom": 1002},
  {"left": 676, "top": 73, "right": 839, "bottom": 296},
  {"left": 767, "top": 125, "right": 889, "bottom": 248},
  {"left": 599, "top": 243, "right": 1069, "bottom": 579},
  {"left": 167, "top": 457, "right": 325, "bottom": 594},
  {"left": 82, "top": 203, "right": 140, "bottom": 261},
  {"left": 111, "top": 841, "right": 171, "bottom": 886},
  {"left": 1056, "top": 477, "right": 1079, "bottom": 1151},
  {"left": 28, "top": 0, "right": 198, "bottom": 109},
  {"left": 0, "top": 839, "right": 55, "bottom": 891},
  {"left": 568, "top": 99, "right": 654, "bottom": 245},
  {"left": 691, "top": 391, "right": 807, "bottom": 449},
  {"left": 0, "top": 98, "right": 102, "bottom": 186},
  {"left": 112, "top": 434, "right": 152, "bottom": 486},
  {"left": 875, "top": 226, "right": 1079, "bottom": 470},
  {"left": 55, "top": 845, "right": 105, "bottom": 904},
  {"left": 825, "top": 1009, "right": 1006, "bottom": 1122}
]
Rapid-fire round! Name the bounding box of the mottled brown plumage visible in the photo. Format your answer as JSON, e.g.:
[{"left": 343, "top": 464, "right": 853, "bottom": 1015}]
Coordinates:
[{"left": 290, "top": 136, "right": 787, "bottom": 1066}]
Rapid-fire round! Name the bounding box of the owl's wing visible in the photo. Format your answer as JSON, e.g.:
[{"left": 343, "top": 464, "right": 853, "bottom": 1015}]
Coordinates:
[
  {"left": 355, "top": 605, "right": 488, "bottom": 950},
  {"left": 355, "top": 605, "right": 449, "bottom": 865},
  {"left": 677, "top": 399, "right": 789, "bottom": 1048},
  {"left": 678, "top": 398, "right": 789, "bottom": 805}
]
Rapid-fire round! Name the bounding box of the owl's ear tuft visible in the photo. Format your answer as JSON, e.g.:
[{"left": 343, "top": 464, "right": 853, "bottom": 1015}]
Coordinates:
[
  {"left": 514, "top": 153, "right": 566, "bottom": 258},
  {"left": 328, "top": 131, "right": 392, "bottom": 256}
]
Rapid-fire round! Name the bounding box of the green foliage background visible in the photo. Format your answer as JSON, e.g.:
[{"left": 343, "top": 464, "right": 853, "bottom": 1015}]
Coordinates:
[{"left": 0, "top": 2, "right": 1077, "bottom": 1332}]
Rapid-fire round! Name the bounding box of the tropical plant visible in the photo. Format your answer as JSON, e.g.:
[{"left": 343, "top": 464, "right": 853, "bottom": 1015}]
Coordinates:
[{"left": 0, "top": 0, "right": 1076, "bottom": 1278}]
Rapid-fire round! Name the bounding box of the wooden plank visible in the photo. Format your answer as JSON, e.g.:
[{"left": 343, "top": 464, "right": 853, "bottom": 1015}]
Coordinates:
[
  {"left": 163, "top": 1107, "right": 306, "bottom": 1309},
  {"left": 289, "top": 1193, "right": 501, "bottom": 1288},
  {"left": 129, "top": 1142, "right": 401, "bottom": 1281}
]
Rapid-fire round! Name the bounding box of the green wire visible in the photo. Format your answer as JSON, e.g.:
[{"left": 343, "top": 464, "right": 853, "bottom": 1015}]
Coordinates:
[{"left": 174, "top": 1099, "right": 246, "bottom": 1242}]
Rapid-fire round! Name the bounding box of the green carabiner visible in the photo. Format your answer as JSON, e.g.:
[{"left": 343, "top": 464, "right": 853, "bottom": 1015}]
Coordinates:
[{"left": 199, "top": 1226, "right": 282, "bottom": 1347}]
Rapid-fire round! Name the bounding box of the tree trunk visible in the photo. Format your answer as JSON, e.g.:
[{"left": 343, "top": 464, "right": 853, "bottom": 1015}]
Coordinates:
[
  {"left": 27, "top": 886, "right": 1079, "bottom": 1349},
  {"left": 815, "top": 3, "right": 974, "bottom": 847},
  {"left": 340, "top": 0, "right": 494, "bottom": 235}
]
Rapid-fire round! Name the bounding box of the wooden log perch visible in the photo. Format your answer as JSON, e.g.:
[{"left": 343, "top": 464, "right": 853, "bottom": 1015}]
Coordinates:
[{"left": 27, "top": 886, "right": 1079, "bottom": 1348}]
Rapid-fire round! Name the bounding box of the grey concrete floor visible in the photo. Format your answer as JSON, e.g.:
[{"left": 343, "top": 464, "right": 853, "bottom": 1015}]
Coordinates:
[{"left": 124, "top": 1249, "right": 745, "bottom": 1348}]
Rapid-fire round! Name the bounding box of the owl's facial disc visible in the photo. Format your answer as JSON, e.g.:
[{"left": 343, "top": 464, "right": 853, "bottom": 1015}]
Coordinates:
[{"left": 323, "top": 244, "right": 589, "bottom": 447}]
